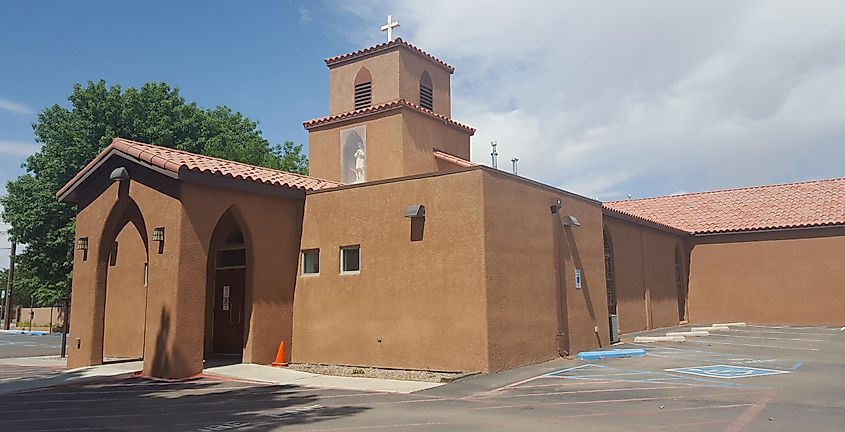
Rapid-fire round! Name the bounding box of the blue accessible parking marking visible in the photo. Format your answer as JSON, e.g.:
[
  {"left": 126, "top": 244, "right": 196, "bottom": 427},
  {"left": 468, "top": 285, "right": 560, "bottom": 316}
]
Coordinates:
[{"left": 666, "top": 364, "right": 790, "bottom": 379}]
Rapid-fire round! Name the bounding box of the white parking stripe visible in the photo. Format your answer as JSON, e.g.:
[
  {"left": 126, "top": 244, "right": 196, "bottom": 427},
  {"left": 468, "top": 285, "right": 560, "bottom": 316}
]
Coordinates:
[
  {"left": 731, "top": 328, "right": 841, "bottom": 337},
  {"left": 688, "top": 339, "right": 820, "bottom": 351},
  {"left": 708, "top": 333, "right": 827, "bottom": 342}
]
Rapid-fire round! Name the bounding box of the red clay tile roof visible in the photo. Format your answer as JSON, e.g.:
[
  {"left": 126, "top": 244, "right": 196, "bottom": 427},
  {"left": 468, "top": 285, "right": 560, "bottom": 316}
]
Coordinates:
[
  {"left": 433, "top": 149, "right": 476, "bottom": 168},
  {"left": 603, "top": 177, "right": 845, "bottom": 234},
  {"left": 303, "top": 99, "right": 475, "bottom": 134},
  {"left": 325, "top": 38, "right": 455, "bottom": 73},
  {"left": 57, "top": 138, "right": 340, "bottom": 200}
]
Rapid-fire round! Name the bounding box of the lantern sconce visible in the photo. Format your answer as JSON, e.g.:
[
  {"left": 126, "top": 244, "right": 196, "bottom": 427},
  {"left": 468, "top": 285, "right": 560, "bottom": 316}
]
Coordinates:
[
  {"left": 153, "top": 227, "right": 165, "bottom": 254},
  {"left": 77, "top": 237, "right": 89, "bottom": 261},
  {"left": 153, "top": 227, "right": 165, "bottom": 242}
]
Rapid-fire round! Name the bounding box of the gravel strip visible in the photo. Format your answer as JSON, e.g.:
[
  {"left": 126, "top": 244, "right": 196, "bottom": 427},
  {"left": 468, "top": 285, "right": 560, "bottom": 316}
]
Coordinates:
[{"left": 288, "top": 363, "right": 464, "bottom": 383}]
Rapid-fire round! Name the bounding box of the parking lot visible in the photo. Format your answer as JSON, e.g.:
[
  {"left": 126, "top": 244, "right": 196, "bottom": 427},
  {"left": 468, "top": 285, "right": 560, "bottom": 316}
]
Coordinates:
[{"left": 0, "top": 325, "right": 842, "bottom": 431}]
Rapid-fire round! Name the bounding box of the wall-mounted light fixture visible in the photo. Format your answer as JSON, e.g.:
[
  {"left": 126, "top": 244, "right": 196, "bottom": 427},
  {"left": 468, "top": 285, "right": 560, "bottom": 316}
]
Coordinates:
[
  {"left": 109, "top": 167, "right": 130, "bottom": 182},
  {"left": 153, "top": 227, "right": 165, "bottom": 242},
  {"left": 562, "top": 215, "right": 581, "bottom": 227},
  {"left": 404, "top": 205, "right": 425, "bottom": 218},
  {"left": 77, "top": 237, "right": 89, "bottom": 251}
]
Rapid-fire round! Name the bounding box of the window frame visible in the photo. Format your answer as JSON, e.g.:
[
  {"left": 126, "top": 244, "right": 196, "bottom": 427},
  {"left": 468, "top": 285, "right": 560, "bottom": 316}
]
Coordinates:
[
  {"left": 339, "top": 245, "right": 361, "bottom": 275},
  {"left": 301, "top": 248, "right": 320, "bottom": 276}
]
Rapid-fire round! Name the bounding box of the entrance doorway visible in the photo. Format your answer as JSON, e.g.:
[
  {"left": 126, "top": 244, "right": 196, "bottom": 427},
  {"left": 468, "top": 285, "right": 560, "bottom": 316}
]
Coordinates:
[
  {"left": 206, "top": 209, "right": 249, "bottom": 359},
  {"left": 212, "top": 267, "right": 245, "bottom": 354}
]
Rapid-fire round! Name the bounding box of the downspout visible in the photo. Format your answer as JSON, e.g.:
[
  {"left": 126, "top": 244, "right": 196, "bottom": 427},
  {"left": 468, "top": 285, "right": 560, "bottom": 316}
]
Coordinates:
[{"left": 550, "top": 198, "right": 570, "bottom": 356}]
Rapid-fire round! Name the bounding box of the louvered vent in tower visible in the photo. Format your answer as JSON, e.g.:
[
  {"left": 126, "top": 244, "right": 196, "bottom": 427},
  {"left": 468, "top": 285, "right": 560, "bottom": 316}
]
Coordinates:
[{"left": 419, "top": 71, "right": 433, "bottom": 111}]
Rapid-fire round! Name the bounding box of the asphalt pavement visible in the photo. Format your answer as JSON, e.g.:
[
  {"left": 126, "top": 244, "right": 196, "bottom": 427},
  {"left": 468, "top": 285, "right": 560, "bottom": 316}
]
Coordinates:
[
  {"left": 0, "top": 324, "right": 842, "bottom": 431},
  {"left": 0, "top": 332, "right": 62, "bottom": 358}
]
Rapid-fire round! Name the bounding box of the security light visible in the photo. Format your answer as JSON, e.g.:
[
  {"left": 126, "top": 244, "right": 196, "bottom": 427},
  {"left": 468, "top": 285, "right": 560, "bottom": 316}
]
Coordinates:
[
  {"left": 404, "top": 204, "right": 425, "bottom": 218},
  {"left": 109, "top": 167, "right": 130, "bottom": 182},
  {"left": 562, "top": 215, "right": 581, "bottom": 227}
]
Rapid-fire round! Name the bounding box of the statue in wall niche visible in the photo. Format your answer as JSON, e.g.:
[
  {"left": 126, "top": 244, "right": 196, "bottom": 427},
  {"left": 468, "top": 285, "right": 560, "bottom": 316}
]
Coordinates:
[{"left": 353, "top": 142, "right": 366, "bottom": 183}]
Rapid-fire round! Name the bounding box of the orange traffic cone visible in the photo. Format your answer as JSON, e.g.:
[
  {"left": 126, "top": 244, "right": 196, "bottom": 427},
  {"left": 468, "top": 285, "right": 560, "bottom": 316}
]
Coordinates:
[{"left": 271, "top": 340, "right": 288, "bottom": 367}]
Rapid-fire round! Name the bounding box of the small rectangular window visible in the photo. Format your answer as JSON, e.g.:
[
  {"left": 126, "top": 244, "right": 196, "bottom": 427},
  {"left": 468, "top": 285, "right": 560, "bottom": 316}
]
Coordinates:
[
  {"left": 340, "top": 245, "right": 360, "bottom": 274},
  {"left": 302, "top": 249, "right": 320, "bottom": 275}
]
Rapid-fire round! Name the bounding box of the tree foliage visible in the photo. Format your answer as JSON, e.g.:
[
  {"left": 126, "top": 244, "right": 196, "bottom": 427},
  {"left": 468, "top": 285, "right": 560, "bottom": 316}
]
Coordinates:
[{"left": 0, "top": 81, "right": 308, "bottom": 305}]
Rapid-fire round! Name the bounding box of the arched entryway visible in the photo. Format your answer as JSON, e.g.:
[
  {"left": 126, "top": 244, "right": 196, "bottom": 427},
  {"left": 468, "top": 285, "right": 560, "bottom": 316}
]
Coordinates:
[
  {"left": 603, "top": 228, "right": 619, "bottom": 342},
  {"left": 98, "top": 195, "right": 149, "bottom": 363},
  {"left": 205, "top": 209, "right": 249, "bottom": 360},
  {"left": 675, "top": 246, "right": 687, "bottom": 322}
]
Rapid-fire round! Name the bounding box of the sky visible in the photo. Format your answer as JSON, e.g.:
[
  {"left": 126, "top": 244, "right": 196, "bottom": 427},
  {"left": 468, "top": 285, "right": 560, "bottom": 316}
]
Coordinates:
[{"left": 1, "top": 0, "right": 844, "bottom": 267}]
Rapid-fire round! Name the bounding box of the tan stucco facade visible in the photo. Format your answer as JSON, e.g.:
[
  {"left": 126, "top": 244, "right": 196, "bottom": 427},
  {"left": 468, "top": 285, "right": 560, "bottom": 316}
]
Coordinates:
[
  {"left": 293, "top": 168, "right": 608, "bottom": 373},
  {"left": 67, "top": 156, "right": 304, "bottom": 378},
  {"left": 328, "top": 44, "right": 452, "bottom": 117},
  {"left": 61, "top": 39, "right": 844, "bottom": 381},
  {"left": 688, "top": 228, "right": 845, "bottom": 326},
  {"left": 307, "top": 108, "right": 472, "bottom": 184},
  {"left": 602, "top": 215, "right": 691, "bottom": 334}
]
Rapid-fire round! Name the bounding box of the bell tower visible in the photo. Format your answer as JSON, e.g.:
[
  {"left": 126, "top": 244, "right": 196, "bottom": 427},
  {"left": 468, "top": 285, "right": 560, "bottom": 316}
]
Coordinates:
[{"left": 304, "top": 27, "right": 475, "bottom": 184}]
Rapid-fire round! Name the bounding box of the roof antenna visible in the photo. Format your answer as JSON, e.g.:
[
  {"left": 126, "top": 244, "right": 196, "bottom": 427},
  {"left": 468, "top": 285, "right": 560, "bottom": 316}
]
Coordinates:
[
  {"left": 490, "top": 141, "right": 498, "bottom": 169},
  {"left": 511, "top": 157, "right": 519, "bottom": 175}
]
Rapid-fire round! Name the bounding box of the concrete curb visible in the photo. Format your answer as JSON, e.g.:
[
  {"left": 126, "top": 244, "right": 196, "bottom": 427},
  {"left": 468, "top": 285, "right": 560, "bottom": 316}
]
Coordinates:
[
  {"left": 691, "top": 326, "right": 730, "bottom": 332},
  {"left": 576, "top": 349, "right": 646, "bottom": 360},
  {"left": 634, "top": 336, "right": 686, "bottom": 343},
  {"left": 714, "top": 322, "right": 747, "bottom": 327},
  {"left": 666, "top": 331, "right": 709, "bottom": 337}
]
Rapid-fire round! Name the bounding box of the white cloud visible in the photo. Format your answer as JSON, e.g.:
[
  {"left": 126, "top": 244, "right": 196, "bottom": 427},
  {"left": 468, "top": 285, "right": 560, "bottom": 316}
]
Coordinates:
[
  {"left": 0, "top": 98, "right": 35, "bottom": 115},
  {"left": 337, "top": 1, "right": 845, "bottom": 200},
  {"left": 299, "top": 5, "right": 312, "bottom": 24},
  {"left": 0, "top": 140, "right": 39, "bottom": 156}
]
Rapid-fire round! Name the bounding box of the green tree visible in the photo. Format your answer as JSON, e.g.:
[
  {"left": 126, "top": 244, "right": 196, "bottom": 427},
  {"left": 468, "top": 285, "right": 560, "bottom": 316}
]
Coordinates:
[{"left": 0, "top": 80, "right": 308, "bottom": 303}]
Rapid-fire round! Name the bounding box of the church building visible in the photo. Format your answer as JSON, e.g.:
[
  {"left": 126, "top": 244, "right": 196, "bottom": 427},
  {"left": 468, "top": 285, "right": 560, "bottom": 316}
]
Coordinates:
[{"left": 58, "top": 34, "right": 844, "bottom": 378}]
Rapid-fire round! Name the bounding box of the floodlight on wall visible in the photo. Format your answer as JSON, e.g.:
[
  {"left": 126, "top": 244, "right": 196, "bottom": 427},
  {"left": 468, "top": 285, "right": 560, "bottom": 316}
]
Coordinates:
[
  {"left": 549, "top": 198, "right": 562, "bottom": 214},
  {"left": 562, "top": 215, "right": 581, "bottom": 227},
  {"left": 152, "top": 227, "right": 165, "bottom": 242},
  {"left": 404, "top": 204, "right": 426, "bottom": 218},
  {"left": 77, "top": 237, "right": 89, "bottom": 251},
  {"left": 110, "top": 167, "right": 130, "bottom": 182}
]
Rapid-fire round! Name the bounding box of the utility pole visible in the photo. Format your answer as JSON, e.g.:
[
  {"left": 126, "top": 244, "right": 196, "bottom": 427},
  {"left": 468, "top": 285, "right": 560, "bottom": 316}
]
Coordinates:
[{"left": 3, "top": 241, "right": 16, "bottom": 330}]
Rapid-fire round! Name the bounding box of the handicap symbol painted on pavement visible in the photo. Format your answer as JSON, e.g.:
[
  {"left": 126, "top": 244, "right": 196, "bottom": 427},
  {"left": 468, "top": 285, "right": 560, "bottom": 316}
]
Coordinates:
[{"left": 666, "top": 364, "right": 790, "bottom": 379}]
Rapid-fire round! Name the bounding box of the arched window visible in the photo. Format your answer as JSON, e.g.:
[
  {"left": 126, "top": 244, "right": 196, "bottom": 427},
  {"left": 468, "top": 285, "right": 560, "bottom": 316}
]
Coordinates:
[
  {"left": 419, "top": 71, "right": 433, "bottom": 110},
  {"left": 603, "top": 228, "right": 617, "bottom": 315},
  {"left": 354, "top": 68, "right": 372, "bottom": 110},
  {"left": 675, "top": 246, "right": 686, "bottom": 321}
]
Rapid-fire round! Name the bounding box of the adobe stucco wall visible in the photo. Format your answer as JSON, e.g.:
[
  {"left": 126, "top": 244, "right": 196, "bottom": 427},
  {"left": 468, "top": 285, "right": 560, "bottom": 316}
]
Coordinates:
[
  {"left": 68, "top": 165, "right": 187, "bottom": 377},
  {"left": 688, "top": 229, "right": 845, "bottom": 326},
  {"left": 398, "top": 49, "right": 451, "bottom": 116},
  {"left": 308, "top": 113, "right": 404, "bottom": 183},
  {"left": 603, "top": 216, "right": 690, "bottom": 334},
  {"left": 293, "top": 170, "right": 489, "bottom": 372},
  {"left": 328, "top": 45, "right": 452, "bottom": 117},
  {"left": 180, "top": 180, "right": 303, "bottom": 365},
  {"left": 308, "top": 110, "right": 471, "bottom": 185},
  {"left": 69, "top": 157, "right": 305, "bottom": 378},
  {"left": 482, "top": 171, "right": 608, "bottom": 370},
  {"left": 329, "top": 49, "right": 401, "bottom": 114},
  {"left": 402, "top": 111, "right": 471, "bottom": 174}
]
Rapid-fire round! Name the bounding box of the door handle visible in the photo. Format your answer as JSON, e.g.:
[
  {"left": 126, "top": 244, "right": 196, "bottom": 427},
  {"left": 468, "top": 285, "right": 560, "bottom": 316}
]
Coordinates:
[{"left": 230, "top": 304, "right": 241, "bottom": 325}]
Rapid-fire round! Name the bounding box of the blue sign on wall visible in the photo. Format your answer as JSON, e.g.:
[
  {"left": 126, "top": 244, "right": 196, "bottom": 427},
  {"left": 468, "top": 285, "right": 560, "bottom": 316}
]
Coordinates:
[{"left": 667, "top": 364, "right": 789, "bottom": 379}]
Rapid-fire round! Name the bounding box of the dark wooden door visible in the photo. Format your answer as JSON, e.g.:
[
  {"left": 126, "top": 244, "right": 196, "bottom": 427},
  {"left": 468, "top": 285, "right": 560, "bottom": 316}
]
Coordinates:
[{"left": 212, "top": 268, "right": 245, "bottom": 354}]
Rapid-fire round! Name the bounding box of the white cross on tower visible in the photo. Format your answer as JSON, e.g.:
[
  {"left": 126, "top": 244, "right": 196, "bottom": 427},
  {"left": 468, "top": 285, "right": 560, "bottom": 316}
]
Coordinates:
[{"left": 380, "top": 14, "right": 400, "bottom": 42}]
